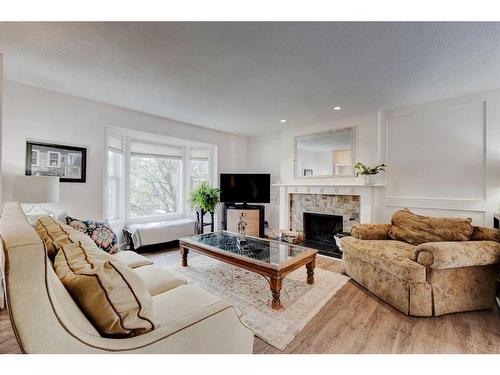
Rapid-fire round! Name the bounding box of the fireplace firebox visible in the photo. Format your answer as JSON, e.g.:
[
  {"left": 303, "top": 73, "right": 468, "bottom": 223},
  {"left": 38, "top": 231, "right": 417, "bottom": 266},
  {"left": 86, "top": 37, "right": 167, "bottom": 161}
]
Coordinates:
[{"left": 301, "top": 212, "right": 343, "bottom": 258}]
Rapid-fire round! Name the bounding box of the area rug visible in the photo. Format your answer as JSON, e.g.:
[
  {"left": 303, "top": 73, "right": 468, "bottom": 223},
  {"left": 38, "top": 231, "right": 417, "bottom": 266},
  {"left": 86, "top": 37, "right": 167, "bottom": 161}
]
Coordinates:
[{"left": 155, "top": 253, "right": 349, "bottom": 350}]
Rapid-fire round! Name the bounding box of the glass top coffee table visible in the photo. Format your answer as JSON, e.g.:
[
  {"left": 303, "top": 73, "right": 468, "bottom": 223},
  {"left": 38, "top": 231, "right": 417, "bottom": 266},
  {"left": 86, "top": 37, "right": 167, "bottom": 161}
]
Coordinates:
[{"left": 179, "top": 230, "right": 318, "bottom": 310}]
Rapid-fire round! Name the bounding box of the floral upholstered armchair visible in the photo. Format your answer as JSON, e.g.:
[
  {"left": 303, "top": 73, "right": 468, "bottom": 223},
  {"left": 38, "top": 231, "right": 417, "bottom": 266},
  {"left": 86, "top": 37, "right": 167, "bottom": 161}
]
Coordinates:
[{"left": 341, "top": 209, "right": 500, "bottom": 316}]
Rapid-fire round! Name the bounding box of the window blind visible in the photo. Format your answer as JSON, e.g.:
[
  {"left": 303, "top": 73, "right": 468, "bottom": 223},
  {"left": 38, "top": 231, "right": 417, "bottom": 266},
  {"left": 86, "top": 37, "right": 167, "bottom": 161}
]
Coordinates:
[
  {"left": 130, "top": 140, "right": 183, "bottom": 158},
  {"left": 190, "top": 147, "right": 210, "bottom": 160},
  {"left": 108, "top": 134, "right": 124, "bottom": 151}
]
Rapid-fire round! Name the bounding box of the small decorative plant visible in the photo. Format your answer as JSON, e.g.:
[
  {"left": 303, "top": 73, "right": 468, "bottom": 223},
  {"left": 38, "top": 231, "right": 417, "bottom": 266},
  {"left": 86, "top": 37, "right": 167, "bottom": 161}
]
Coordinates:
[
  {"left": 354, "top": 162, "right": 387, "bottom": 177},
  {"left": 354, "top": 162, "right": 387, "bottom": 185},
  {"left": 190, "top": 182, "right": 220, "bottom": 214}
]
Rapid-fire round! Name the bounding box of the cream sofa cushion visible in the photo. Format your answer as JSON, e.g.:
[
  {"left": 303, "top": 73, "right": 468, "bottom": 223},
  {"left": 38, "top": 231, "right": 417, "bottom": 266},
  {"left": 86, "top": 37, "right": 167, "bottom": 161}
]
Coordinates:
[
  {"left": 112, "top": 250, "right": 153, "bottom": 268},
  {"left": 153, "top": 285, "right": 222, "bottom": 326},
  {"left": 134, "top": 265, "right": 187, "bottom": 296},
  {"left": 54, "top": 241, "right": 157, "bottom": 337}
]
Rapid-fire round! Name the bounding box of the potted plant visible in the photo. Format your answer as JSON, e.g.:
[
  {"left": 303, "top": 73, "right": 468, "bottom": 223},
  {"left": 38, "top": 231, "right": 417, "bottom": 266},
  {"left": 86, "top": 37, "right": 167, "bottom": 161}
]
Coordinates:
[
  {"left": 354, "top": 162, "right": 387, "bottom": 185},
  {"left": 190, "top": 182, "right": 220, "bottom": 232}
]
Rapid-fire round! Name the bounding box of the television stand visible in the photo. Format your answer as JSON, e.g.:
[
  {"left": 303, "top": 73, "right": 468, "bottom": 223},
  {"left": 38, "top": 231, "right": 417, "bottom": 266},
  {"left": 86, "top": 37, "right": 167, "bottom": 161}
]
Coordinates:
[{"left": 222, "top": 203, "right": 265, "bottom": 237}]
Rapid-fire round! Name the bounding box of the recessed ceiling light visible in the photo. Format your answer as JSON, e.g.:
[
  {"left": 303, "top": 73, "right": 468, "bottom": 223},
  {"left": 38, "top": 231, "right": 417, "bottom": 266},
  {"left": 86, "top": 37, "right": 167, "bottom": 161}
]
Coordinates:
[
  {"left": 280, "top": 119, "right": 287, "bottom": 123},
  {"left": 333, "top": 106, "right": 342, "bottom": 111}
]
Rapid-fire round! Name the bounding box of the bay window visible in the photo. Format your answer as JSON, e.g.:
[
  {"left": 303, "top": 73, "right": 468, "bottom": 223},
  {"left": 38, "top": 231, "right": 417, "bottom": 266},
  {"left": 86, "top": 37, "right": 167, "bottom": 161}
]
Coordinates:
[{"left": 105, "top": 129, "right": 215, "bottom": 224}]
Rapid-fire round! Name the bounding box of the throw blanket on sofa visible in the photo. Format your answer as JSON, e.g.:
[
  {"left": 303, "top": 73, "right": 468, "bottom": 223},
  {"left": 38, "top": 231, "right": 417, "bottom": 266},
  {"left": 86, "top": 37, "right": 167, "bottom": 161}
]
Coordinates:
[{"left": 126, "top": 219, "right": 197, "bottom": 249}]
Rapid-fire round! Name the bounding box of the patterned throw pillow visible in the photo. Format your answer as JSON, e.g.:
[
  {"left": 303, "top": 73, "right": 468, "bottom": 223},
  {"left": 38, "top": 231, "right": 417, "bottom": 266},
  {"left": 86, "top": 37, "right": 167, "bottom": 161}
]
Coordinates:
[{"left": 65, "top": 216, "right": 118, "bottom": 253}]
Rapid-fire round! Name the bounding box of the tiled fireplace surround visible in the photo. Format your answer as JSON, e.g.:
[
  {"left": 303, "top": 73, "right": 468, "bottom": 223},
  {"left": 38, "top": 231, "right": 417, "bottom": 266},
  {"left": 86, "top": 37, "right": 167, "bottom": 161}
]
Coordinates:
[
  {"left": 290, "top": 194, "right": 360, "bottom": 232},
  {"left": 277, "top": 184, "right": 379, "bottom": 235}
]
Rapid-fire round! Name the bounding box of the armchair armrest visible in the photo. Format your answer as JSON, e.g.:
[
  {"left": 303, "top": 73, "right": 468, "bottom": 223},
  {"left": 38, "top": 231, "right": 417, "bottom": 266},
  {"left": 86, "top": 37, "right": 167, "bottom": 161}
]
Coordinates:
[
  {"left": 412, "top": 241, "right": 500, "bottom": 270},
  {"left": 351, "top": 224, "right": 392, "bottom": 240},
  {"left": 470, "top": 226, "right": 500, "bottom": 242}
]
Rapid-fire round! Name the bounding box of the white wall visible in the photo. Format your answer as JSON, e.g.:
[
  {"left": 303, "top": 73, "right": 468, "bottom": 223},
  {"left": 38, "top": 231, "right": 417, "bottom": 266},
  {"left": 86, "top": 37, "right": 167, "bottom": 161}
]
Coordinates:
[
  {"left": 2, "top": 81, "right": 248, "bottom": 223},
  {"left": 379, "top": 90, "right": 500, "bottom": 226},
  {"left": 247, "top": 131, "right": 281, "bottom": 233}
]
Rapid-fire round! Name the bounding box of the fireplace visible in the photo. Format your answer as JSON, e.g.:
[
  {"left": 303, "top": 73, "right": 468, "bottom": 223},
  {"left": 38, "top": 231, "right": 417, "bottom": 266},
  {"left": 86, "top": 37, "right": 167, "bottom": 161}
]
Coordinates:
[{"left": 301, "top": 212, "right": 343, "bottom": 259}]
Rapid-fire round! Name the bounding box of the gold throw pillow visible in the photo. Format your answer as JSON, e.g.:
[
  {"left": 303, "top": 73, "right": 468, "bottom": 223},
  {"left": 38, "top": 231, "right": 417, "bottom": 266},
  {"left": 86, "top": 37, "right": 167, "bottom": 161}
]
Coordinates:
[
  {"left": 35, "top": 216, "right": 108, "bottom": 259},
  {"left": 54, "top": 241, "right": 156, "bottom": 337},
  {"left": 34, "top": 216, "right": 74, "bottom": 258}
]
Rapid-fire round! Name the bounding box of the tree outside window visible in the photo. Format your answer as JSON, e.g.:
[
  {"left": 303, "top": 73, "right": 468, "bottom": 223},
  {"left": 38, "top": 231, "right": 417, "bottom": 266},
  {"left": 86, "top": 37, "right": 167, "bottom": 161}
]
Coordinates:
[
  {"left": 129, "top": 155, "right": 182, "bottom": 218},
  {"left": 190, "top": 159, "right": 209, "bottom": 190}
]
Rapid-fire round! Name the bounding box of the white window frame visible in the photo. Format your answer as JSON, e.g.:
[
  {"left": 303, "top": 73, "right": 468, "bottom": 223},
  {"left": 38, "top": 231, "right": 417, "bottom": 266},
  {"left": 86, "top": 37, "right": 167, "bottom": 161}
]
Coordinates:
[
  {"left": 104, "top": 130, "right": 125, "bottom": 225},
  {"left": 105, "top": 128, "right": 217, "bottom": 226},
  {"left": 31, "top": 149, "right": 40, "bottom": 167},
  {"left": 190, "top": 163, "right": 209, "bottom": 189},
  {"left": 188, "top": 148, "right": 211, "bottom": 211},
  {"left": 107, "top": 150, "right": 124, "bottom": 223},
  {"left": 48, "top": 151, "right": 61, "bottom": 168}
]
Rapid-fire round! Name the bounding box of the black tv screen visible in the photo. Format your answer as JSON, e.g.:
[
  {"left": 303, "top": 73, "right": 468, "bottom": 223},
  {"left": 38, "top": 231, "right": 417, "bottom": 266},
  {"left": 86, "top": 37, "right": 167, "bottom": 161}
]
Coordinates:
[{"left": 220, "top": 174, "right": 271, "bottom": 203}]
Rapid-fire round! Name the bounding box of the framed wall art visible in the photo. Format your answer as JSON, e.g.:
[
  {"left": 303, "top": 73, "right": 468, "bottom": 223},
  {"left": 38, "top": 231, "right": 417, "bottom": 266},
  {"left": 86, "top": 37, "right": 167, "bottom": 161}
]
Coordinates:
[{"left": 25, "top": 141, "right": 87, "bottom": 183}]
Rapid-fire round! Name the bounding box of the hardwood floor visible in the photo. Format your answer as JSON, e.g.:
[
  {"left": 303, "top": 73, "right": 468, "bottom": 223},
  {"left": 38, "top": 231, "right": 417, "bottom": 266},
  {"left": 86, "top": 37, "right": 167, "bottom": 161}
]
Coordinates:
[
  {"left": 253, "top": 256, "right": 500, "bottom": 354},
  {"left": 0, "top": 307, "right": 21, "bottom": 354},
  {"left": 1, "top": 249, "right": 499, "bottom": 354}
]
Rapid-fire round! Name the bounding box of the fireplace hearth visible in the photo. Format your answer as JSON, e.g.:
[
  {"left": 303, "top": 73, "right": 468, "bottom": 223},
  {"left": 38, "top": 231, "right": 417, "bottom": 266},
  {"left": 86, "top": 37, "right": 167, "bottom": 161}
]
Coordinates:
[{"left": 300, "top": 212, "right": 343, "bottom": 259}]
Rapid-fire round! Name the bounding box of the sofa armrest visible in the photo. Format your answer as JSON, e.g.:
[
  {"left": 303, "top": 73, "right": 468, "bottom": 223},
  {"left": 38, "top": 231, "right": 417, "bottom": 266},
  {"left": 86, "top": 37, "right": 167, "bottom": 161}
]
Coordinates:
[
  {"left": 351, "top": 224, "right": 392, "bottom": 240},
  {"left": 470, "top": 226, "right": 500, "bottom": 242},
  {"left": 412, "top": 241, "right": 500, "bottom": 270}
]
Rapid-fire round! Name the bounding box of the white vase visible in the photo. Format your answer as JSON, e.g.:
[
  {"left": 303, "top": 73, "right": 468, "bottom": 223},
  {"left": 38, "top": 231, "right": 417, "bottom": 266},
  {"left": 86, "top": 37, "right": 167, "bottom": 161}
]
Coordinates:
[{"left": 364, "top": 175, "right": 375, "bottom": 185}]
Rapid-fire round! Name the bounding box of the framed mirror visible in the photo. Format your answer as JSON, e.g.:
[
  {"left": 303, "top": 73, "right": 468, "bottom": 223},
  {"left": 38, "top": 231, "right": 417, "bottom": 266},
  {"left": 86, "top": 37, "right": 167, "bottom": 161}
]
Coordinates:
[{"left": 294, "top": 128, "right": 355, "bottom": 178}]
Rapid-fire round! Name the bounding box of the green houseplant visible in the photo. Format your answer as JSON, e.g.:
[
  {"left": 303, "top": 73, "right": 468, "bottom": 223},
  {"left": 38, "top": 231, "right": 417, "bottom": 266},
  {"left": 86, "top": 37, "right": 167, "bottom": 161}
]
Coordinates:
[
  {"left": 354, "top": 162, "right": 387, "bottom": 185},
  {"left": 190, "top": 182, "right": 220, "bottom": 215},
  {"left": 190, "top": 182, "right": 220, "bottom": 233}
]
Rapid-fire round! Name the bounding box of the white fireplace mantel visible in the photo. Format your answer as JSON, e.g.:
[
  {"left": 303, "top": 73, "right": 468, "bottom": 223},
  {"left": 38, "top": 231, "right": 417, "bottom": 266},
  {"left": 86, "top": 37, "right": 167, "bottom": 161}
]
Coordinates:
[{"left": 274, "top": 183, "right": 385, "bottom": 231}]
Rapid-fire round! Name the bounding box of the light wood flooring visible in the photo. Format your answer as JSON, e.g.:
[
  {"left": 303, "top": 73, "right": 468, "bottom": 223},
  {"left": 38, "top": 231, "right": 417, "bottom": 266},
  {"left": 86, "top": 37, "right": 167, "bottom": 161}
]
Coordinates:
[{"left": 1, "top": 249, "right": 499, "bottom": 354}]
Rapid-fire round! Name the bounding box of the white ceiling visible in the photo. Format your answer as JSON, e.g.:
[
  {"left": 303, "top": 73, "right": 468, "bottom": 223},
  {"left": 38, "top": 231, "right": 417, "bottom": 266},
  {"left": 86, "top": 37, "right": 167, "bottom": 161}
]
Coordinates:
[{"left": 1, "top": 22, "right": 500, "bottom": 137}]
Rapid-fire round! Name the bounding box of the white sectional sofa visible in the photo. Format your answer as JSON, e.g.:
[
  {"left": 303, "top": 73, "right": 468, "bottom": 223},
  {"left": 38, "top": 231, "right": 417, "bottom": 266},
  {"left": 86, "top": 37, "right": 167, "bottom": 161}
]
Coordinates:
[{"left": 0, "top": 202, "right": 254, "bottom": 353}]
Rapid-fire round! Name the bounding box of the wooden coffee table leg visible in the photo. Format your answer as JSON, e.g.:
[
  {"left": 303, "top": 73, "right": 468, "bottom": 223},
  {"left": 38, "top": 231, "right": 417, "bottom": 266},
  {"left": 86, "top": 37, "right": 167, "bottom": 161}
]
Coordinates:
[
  {"left": 180, "top": 247, "right": 189, "bottom": 267},
  {"left": 270, "top": 276, "right": 283, "bottom": 310},
  {"left": 306, "top": 258, "right": 315, "bottom": 285}
]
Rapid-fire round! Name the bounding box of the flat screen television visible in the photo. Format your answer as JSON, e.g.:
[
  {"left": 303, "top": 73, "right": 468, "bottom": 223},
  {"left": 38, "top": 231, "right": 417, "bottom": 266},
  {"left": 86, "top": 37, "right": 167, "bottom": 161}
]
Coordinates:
[{"left": 220, "top": 173, "right": 271, "bottom": 204}]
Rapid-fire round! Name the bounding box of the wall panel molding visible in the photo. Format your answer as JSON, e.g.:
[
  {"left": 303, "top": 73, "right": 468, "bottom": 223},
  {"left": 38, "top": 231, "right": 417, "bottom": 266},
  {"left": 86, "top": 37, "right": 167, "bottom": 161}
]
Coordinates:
[
  {"left": 381, "top": 93, "right": 496, "bottom": 226},
  {"left": 386, "top": 100, "right": 487, "bottom": 202}
]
